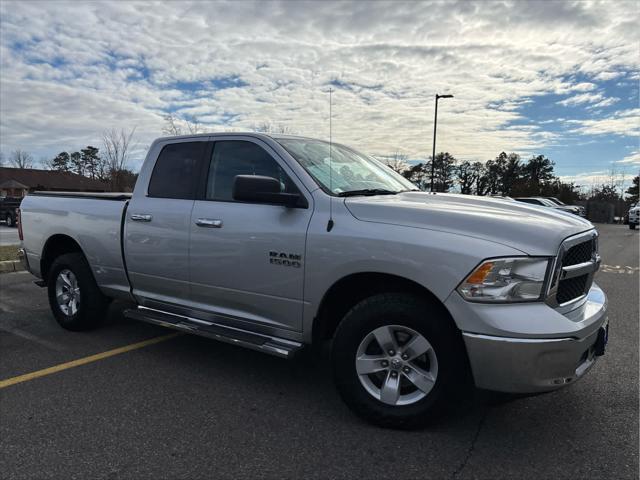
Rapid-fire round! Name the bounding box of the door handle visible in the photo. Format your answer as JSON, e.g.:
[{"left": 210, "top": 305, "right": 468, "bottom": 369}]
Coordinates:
[
  {"left": 195, "top": 218, "right": 223, "bottom": 228},
  {"left": 130, "top": 214, "right": 153, "bottom": 222}
]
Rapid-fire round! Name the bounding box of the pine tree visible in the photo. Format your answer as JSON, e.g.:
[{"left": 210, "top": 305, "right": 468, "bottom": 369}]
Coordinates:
[
  {"left": 51, "top": 152, "right": 70, "bottom": 172},
  {"left": 626, "top": 176, "right": 639, "bottom": 203},
  {"left": 81, "top": 146, "right": 101, "bottom": 179},
  {"left": 523, "top": 155, "right": 555, "bottom": 195},
  {"left": 70, "top": 151, "right": 83, "bottom": 176}
]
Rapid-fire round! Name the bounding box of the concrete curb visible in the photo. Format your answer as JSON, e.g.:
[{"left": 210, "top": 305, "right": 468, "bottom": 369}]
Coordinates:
[{"left": 0, "top": 260, "right": 24, "bottom": 274}]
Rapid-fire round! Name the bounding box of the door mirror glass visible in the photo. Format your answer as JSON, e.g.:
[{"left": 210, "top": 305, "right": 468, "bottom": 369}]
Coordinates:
[{"left": 232, "top": 175, "right": 302, "bottom": 207}]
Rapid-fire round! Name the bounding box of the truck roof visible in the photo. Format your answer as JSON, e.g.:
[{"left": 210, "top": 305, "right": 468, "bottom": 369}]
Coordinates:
[{"left": 154, "top": 132, "right": 322, "bottom": 144}]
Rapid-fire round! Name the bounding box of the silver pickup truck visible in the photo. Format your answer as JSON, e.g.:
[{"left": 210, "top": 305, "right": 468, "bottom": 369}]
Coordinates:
[{"left": 18, "top": 133, "right": 608, "bottom": 428}]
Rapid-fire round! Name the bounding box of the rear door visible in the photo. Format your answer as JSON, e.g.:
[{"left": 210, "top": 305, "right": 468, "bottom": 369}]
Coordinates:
[
  {"left": 188, "top": 137, "right": 313, "bottom": 332},
  {"left": 124, "top": 139, "right": 207, "bottom": 306}
]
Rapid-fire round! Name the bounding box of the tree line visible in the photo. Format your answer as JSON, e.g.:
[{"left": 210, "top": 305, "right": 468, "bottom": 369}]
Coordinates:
[
  {"left": 1, "top": 128, "right": 139, "bottom": 192},
  {"left": 2, "top": 120, "right": 637, "bottom": 203},
  {"left": 384, "top": 151, "right": 638, "bottom": 204}
]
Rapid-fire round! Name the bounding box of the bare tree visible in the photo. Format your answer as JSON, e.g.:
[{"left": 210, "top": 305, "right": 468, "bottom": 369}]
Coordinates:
[
  {"left": 162, "top": 113, "right": 202, "bottom": 136},
  {"left": 251, "top": 122, "right": 294, "bottom": 134},
  {"left": 102, "top": 127, "right": 136, "bottom": 191},
  {"left": 39, "top": 156, "right": 54, "bottom": 170},
  {"left": 185, "top": 119, "right": 202, "bottom": 135},
  {"left": 9, "top": 149, "right": 34, "bottom": 168},
  {"left": 382, "top": 151, "right": 409, "bottom": 174},
  {"left": 601, "top": 164, "right": 629, "bottom": 198},
  {"left": 162, "top": 113, "right": 182, "bottom": 136}
]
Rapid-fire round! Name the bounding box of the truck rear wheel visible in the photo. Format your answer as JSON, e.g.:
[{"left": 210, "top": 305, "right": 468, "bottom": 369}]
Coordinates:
[
  {"left": 630, "top": 223, "right": 636, "bottom": 230},
  {"left": 47, "top": 252, "right": 109, "bottom": 331},
  {"left": 332, "top": 293, "right": 467, "bottom": 429}
]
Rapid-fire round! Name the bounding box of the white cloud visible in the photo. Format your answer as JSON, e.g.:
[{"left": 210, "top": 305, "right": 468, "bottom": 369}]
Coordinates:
[
  {"left": 567, "top": 109, "right": 640, "bottom": 137},
  {"left": 571, "top": 82, "right": 598, "bottom": 92},
  {"left": 559, "top": 171, "right": 608, "bottom": 185},
  {"left": 557, "top": 91, "right": 619, "bottom": 108},
  {"left": 558, "top": 92, "right": 601, "bottom": 106},
  {"left": 617, "top": 150, "right": 640, "bottom": 166},
  {"left": 0, "top": 0, "right": 638, "bottom": 169},
  {"left": 560, "top": 168, "right": 636, "bottom": 194},
  {"left": 586, "top": 97, "right": 620, "bottom": 109},
  {"left": 593, "top": 71, "right": 623, "bottom": 81}
]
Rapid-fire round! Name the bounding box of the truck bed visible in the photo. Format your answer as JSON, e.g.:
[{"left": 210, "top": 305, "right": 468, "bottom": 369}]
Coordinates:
[{"left": 20, "top": 192, "right": 131, "bottom": 298}]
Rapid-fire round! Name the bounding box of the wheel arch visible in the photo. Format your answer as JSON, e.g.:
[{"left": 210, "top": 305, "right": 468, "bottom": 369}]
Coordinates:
[
  {"left": 312, "top": 272, "right": 460, "bottom": 345},
  {"left": 40, "top": 234, "right": 85, "bottom": 283}
]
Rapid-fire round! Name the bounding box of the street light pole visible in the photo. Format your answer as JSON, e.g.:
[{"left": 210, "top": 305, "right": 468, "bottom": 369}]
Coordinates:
[{"left": 431, "top": 93, "right": 453, "bottom": 192}]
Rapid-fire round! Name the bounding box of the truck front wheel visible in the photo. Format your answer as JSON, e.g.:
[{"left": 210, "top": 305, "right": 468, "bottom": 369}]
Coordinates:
[
  {"left": 630, "top": 223, "right": 637, "bottom": 230},
  {"left": 47, "top": 253, "right": 109, "bottom": 331},
  {"left": 332, "top": 293, "right": 467, "bottom": 429}
]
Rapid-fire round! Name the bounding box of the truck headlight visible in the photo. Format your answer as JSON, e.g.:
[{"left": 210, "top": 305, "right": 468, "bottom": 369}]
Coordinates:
[{"left": 457, "top": 257, "right": 551, "bottom": 303}]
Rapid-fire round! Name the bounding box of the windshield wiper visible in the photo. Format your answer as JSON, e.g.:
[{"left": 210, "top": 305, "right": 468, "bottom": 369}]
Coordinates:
[{"left": 337, "top": 189, "right": 399, "bottom": 197}]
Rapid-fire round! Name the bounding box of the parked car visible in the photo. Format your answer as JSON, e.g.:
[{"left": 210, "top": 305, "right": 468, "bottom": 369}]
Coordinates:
[
  {"left": 628, "top": 204, "right": 639, "bottom": 229},
  {"left": 488, "top": 195, "right": 515, "bottom": 201},
  {"left": 18, "top": 133, "right": 608, "bottom": 428},
  {"left": 0, "top": 196, "right": 22, "bottom": 227},
  {"left": 623, "top": 203, "right": 634, "bottom": 224},
  {"left": 514, "top": 197, "right": 581, "bottom": 216},
  {"left": 545, "top": 197, "right": 586, "bottom": 217}
]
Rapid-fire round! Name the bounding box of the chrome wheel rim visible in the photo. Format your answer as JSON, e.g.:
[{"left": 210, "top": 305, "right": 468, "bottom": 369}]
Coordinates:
[
  {"left": 355, "top": 325, "right": 438, "bottom": 406},
  {"left": 55, "top": 269, "right": 80, "bottom": 316}
]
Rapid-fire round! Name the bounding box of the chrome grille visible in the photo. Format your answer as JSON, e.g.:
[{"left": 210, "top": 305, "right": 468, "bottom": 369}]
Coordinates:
[
  {"left": 547, "top": 231, "right": 600, "bottom": 309},
  {"left": 556, "top": 275, "right": 588, "bottom": 304},
  {"left": 562, "top": 239, "right": 596, "bottom": 266}
]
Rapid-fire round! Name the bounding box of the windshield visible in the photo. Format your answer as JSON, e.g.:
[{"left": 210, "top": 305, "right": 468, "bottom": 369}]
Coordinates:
[{"left": 276, "top": 138, "right": 417, "bottom": 195}]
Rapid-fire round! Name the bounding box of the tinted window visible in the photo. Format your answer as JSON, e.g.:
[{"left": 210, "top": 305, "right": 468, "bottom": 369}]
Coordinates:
[
  {"left": 206, "top": 141, "right": 296, "bottom": 201},
  {"left": 516, "top": 198, "right": 541, "bottom": 205},
  {"left": 148, "top": 142, "right": 205, "bottom": 199}
]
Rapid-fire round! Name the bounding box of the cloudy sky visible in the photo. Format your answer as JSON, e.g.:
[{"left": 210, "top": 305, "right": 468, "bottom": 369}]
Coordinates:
[{"left": 1, "top": 0, "right": 638, "bottom": 186}]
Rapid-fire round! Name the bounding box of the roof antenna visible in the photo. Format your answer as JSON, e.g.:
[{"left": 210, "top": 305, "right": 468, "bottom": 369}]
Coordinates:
[{"left": 327, "top": 87, "right": 335, "bottom": 232}]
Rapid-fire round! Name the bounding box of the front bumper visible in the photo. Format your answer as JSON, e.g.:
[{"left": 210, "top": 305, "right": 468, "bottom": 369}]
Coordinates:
[{"left": 453, "top": 284, "right": 608, "bottom": 393}]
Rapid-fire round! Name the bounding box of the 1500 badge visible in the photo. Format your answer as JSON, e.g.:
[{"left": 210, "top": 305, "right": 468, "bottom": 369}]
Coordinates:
[{"left": 269, "top": 251, "right": 302, "bottom": 268}]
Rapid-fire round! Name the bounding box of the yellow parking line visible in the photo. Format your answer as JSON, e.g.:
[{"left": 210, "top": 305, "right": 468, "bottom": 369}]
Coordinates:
[{"left": 0, "top": 332, "right": 181, "bottom": 390}]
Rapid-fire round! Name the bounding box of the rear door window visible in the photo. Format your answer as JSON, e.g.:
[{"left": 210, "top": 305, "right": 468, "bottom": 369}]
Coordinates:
[{"left": 148, "top": 142, "right": 206, "bottom": 199}]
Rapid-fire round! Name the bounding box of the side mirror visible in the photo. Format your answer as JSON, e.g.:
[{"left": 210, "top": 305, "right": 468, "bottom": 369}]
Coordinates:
[{"left": 232, "top": 175, "right": 304, "bottom": 208}]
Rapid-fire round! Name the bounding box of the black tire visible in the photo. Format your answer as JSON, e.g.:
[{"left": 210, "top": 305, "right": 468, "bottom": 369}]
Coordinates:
[
  {"left": 630, "top": 223, "right": 636, "bottom": 230},
  {"left": 47, "top": 252, "right": 109, "bottom": 331},
  {"left": 5, "top": 214, "right": 14, "bottom": 227},
  {"left": 332, "top": 293, "right": 468, "bottom": 429}
]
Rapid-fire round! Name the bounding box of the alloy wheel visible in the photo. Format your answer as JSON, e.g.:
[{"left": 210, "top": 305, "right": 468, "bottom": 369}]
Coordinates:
[
  {"left": 55, "top": 269, "right": 81, "bottom": 316},
  {"left": 355, "top": 324, "right": 438, "bottom": 406}
]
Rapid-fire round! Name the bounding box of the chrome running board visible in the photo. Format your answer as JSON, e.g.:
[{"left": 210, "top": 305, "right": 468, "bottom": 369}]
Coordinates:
[{"left": 123, "top": 306, "right": 303, "bottom": 359}]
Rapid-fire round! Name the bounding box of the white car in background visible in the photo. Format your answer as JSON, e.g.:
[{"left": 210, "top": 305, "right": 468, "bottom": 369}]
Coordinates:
[
  {"left": 545, "top": 197, "right": 586, "bottom": 217},
  {"left": 628, "top": 204, "right": 639, "bottom": 230},
  {"left": 514, "top": 197, "right": 581, "bottom": 216}
]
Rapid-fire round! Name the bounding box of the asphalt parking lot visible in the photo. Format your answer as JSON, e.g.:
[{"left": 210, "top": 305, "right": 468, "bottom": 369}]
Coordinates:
[{"left": 0, "top": 223, "right": 637, "bottom": 479}]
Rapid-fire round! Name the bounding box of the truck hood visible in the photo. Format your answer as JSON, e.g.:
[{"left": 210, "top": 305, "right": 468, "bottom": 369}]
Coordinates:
[{"left": 344, "top": 192, "right": 593, "bottom": 255}]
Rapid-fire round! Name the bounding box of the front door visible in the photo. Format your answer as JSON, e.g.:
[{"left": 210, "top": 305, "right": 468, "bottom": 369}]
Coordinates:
[{"left": 188, "top": 137, "right": 313, "bottom": 332}]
